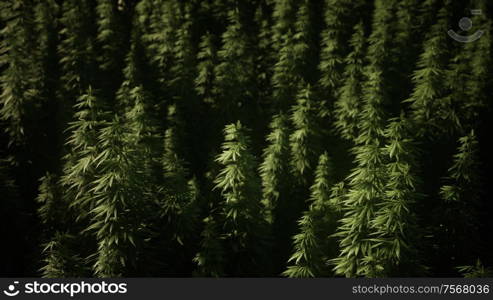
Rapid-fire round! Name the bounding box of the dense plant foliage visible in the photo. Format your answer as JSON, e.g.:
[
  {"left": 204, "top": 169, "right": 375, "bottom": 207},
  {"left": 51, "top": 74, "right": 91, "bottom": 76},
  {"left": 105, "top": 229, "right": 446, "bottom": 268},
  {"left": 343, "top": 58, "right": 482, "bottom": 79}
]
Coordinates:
[{"left": 1, "top": 0, "right": 492, "bottom": 277}]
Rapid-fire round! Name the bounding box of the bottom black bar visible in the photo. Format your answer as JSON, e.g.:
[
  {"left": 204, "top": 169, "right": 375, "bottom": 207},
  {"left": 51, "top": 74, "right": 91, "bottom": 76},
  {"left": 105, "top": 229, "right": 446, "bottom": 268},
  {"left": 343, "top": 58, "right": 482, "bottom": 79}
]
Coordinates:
[{"left": 0, "top": 278, "right": 492, "bottom": 299}]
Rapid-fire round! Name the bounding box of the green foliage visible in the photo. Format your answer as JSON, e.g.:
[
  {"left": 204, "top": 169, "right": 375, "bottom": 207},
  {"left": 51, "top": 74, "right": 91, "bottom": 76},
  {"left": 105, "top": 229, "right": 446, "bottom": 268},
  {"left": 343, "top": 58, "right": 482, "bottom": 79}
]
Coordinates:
[
  {"left": 0, "top": 0, "right": 39, "bottom": 145},
  {"left": 365, "top": 0, "right": 397, "bottom": 69},
  {"left": 271, "top": 0, "right": 314, "bottom": 111},
  {"left": 458, "top": 259, "right": 493, "bottom": 278},
  {"left": 284, "top": 153, "right": 341, "bottom": 277},
  {"left": 331, "top": 0, "right": 394, "bottom": 277},
  {"left": 283, "top": 212, "right": 322, "bottom": 278},
  {"left": 124, "top": 85, "right": 160, "bottom": 174},
  {"left": 61, "top": 88, "right": 107, "bottom": 217},
  {"left": 89, "top": 116, "right": 145, "bottom": 277},
  {"left": 289, "top": 85, "right": 320, "bottom": 183},
  {"left": 37, "top": 173, "right": 64, "bottom": 229},
  {"left": 139, "top": 0, "right": 179, "bottom": 83},
  {"left": 214, "top": 121, "right": 262, "bottom": 233},
  {"left": 372, "top": 118, "right": 423, "bottom": 276},
  {"left": 33, "top": 0, "right": 59, "bottom": 96},
  {"left": 392, "top": 0, "right": 422, "bottom": 88},
  {"left": 318, "top": 0, "right": 361, "bottom": 118},
  {"left": 159, "top": 105, "right": 199, "bottom": 254},
  {"left": 163, "top": 126, "right": 188, "bottom": 192},
  {"left": 212, "top": 8, "right": 257, "bottom": 120},
  {"left": 259, "top": 113, "right": 290, "bottom": 223},
  {"left": 194, "top": 215, "right": 225, "bottom": 277},
  {"left": 334, "top": 23, "right": 366, "bottom": 141},
  {"left": 58, "top": 0, "right": 97, "bottom": 94},
  {"left": 195, "top": 33, "right": 217, "bottom": 104},
  {"left": 462, "top": 3, "right": 492, "bottom": 126},
  {"left": 318, "top": 0, "right": 353, "bottom": 91},
  {"left": 2, "top": 0, "right": 493, "bottom": 279},
  {"left": 407, "top": 6, "right": 451, "bottom": 133},
  {"left": 309, "top": 153, "right": 336, "bottom": 209},
  {"left": 254, "top": 4, "right": 274, "bottom": 105},
  {"left": 394, "top": 0, "right": 420, "bottom": 47},
  {"left": 120, "top": 23, "right": 147, "bottom": 87},
  {"left": 440, "top": 131, "right": 480, "bottom": 207},
  {"left": 37, "top": 172, "right": 88, "bottom": 278},
  {"left": 437, "top": 131, "right": 481, "bottom": 267},
  {"left": 40, "top": 232, "right": 90, "bottom": 278},
  {"left": 96, "top": 0, "right": 124, "bottom": 73},
  {"left": 170, "top": 3, "right": 196, "bottom": 92},
  {"left": 209, "top": 121, "right": 269, "bottom": 275},
  {"left": 332, "top": 127, "right": 387, "bottom": 277},
  {"left": 271, "top": 0, "right": 296, "bottom": 53}
]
